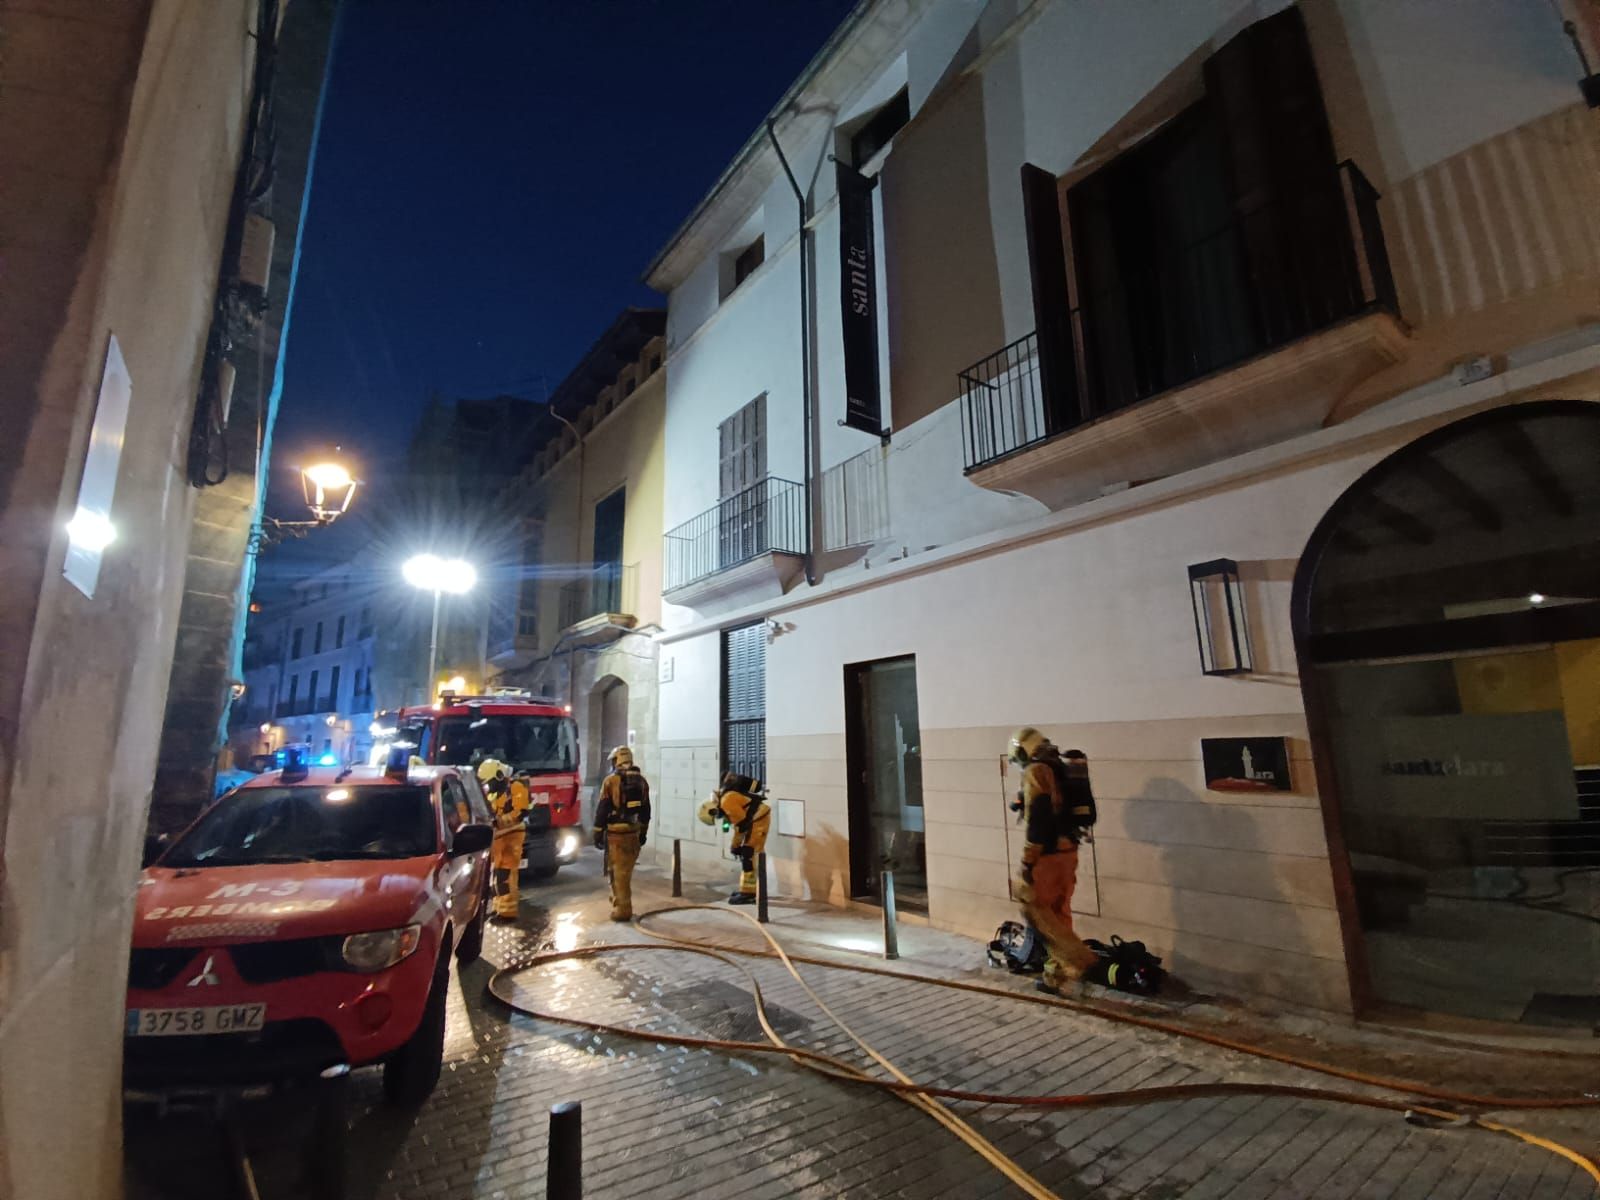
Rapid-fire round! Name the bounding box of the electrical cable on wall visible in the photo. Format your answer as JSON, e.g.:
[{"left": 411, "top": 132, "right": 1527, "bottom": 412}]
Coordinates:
[{"left": 188, "top": 0, "right": 282, "bottom": 489}]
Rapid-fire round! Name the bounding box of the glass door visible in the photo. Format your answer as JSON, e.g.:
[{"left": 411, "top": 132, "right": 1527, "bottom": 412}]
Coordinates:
[
  {"left": 1317, "top": 644, "right": 1600, "bottom": 1026},
  {"left": 845, "top": 656, "right": 928, "bottom": 913}
]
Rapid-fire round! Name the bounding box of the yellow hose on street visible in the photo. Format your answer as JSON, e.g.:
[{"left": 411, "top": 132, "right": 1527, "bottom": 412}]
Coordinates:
[{"left": 487, "top": 905, "right": 1600, "bottom": 1197}]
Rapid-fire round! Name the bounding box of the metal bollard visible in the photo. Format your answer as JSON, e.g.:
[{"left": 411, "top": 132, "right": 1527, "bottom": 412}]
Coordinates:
[
  {"left": 671, "top": 838, "right": 682, "bottom": 898},
  {"left": 547, "top": 1100, "right": 582, "bottom": 1199},
  {"left": 881, "top": 870, "right": 899, "bottom": 960},
  {"left": 756, "top": 851, "right": 769, "bottom": 923}
]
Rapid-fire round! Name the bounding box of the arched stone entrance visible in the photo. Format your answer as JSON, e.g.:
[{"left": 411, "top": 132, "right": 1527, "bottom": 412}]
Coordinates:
[
  {"left": 590, "top": 674, "right": 629, "bottom": 782},
  {"left": 1294, "top": 400, "right": 1600, "bottom": 1026}
]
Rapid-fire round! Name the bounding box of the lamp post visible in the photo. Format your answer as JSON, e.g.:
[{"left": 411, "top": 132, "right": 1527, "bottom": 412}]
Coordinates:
[{"left": 402, "top": 554, "right": 477, "bottom": 697}]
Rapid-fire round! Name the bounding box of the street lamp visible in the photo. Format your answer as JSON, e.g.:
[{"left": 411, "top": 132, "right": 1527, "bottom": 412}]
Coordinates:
[
  {"left": 402, "top": 554, "right": 477, "bottom": 697},
  {"left": 249, "top": 457, "right": 361, "bottom": 553}
]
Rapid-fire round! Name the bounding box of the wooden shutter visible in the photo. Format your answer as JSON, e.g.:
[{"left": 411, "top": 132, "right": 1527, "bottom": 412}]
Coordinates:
[
  {"left": 1021, "top": 163, "right": 1080, "bottom": 433},
  {"left": 722, "top": 622, "right": 767, "bottom": 780},
  {"left": 1204, "top": 5, "right": 1346, "bottom": 339},
  {"left": 718, "top": 395, "right": 767, "bottom": 499}
]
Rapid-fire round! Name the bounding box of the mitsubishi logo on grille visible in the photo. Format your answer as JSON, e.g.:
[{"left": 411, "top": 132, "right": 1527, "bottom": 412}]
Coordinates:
[{"left": 186, "top": 954, "right": 220, "bottom": 988}]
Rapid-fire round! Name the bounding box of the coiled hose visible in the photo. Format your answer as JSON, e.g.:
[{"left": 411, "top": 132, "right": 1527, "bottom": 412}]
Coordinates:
[{"left": 487, "top": 905, "right": 1600, "bottom": 1198}]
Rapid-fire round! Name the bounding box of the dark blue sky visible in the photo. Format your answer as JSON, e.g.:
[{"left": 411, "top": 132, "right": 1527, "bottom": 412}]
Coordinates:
[{"left": 264, "top": 0, "right": 855, "bottom": 572}]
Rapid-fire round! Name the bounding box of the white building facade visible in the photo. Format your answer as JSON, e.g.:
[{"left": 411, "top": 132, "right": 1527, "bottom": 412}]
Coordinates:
[
  {"left": 235, "top": 564, "right": 381, "bottom": 767},
  {"left": 646, "top": 0, "right": 1600, "bottom": 1023}
]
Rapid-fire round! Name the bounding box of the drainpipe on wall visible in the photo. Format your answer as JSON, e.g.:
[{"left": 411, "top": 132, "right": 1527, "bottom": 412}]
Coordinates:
[{"left": 766, "top": 118, "right": 818, "bottom": 588}]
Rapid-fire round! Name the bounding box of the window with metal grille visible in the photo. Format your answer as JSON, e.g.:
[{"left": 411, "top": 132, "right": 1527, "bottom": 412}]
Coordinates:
[
  {"left": 335, "top": 615, "right": 345, "bottom": 648},
  {"left": 327, "top": 665, "right": 341, "bottom": 712},
  {"left": 722, "top": 622, "right": 767, "bottom": 782}
]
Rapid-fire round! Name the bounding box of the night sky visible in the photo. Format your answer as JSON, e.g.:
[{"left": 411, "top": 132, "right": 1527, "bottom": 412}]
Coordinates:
[{"left": 261, "top": 0, "right": 857, "bottom": 581}]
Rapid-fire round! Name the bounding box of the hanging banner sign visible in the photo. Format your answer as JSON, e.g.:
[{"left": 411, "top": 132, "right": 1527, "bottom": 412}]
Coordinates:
[{"left": 837, "top": 162, "right": 883, "bottom": 436}]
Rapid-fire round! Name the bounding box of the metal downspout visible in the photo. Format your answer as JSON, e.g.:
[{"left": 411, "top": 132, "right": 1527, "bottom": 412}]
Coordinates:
[{"left": 766, "top": 119, "right": 818, "bottom": 588}]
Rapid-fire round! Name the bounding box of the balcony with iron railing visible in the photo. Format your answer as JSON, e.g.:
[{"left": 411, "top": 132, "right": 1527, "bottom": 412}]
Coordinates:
[
  {"left": 663, "top": 476, "right": 806, "bottom": 604},
  {"left": 961, "top": 161, "right": 1407, "bottom": 508},
  {"left": 558, "top": 562, "right": 639, "bottom": 632}
]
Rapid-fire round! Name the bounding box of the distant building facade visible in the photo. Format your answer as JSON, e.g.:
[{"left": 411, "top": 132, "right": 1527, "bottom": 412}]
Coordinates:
[
  {"left": 490, "top": 308, "right": 667, "bottom": 823},
  {"left": 231, "top": 562, "right": 381, "bottom": 767}
]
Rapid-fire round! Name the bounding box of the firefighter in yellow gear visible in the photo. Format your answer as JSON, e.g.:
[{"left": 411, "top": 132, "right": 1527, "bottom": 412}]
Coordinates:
[
  {"left": 479, "top": 758, "right": 530, "bottom": 920},
  {"left": 1010, "top": 727, "right": 1099, "bottom": 993},
  {"left": 593, "top": 745, "right": 650, "bottom": 921},
  {"left": 698, "top": 772, "right": 770, "bottom": 905}
]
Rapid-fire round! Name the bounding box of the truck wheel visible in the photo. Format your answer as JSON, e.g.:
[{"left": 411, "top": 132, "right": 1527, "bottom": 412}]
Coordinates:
[
  {"left": 382, "top": 956, "right": 447, "bottom": 1107},
  {"left": 456, "top": 892, "right": 486, "bottom": 964},
  {"left": 530, "top": 863, "right": 559, "bottom": 881}
]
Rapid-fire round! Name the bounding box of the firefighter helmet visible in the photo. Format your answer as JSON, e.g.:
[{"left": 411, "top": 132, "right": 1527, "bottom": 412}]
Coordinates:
[
  {"left": 476, "top": 758, "right": 509, "bottom": 785},
  {"left": 609, "top": 745, "right": 634, "bottom": 769},
  {"left": 697, "top": 798, "right": 719, "bottom": 827},
  {"left": 1008, "top": 727, "right": 1050, "bottom": 765}
]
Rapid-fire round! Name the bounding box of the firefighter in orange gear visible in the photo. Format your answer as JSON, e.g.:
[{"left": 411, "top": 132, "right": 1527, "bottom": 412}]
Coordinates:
[
  {"left": 1011, "top": 728, "right": 1098, "bottom": 992},
  {"left": 699, "top": 772, "right": 770, "bottom": 905},
  {"left": 594, "top": 745, "right": 650, "bottom": 921},
  {"left": 479, "top": 758, "right": 530, "bottom": 920}
]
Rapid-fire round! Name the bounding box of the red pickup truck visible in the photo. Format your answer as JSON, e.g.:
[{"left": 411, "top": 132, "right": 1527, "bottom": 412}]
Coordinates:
[{"left": 125, "top": 758, "right": 491, "bottom": 1106}]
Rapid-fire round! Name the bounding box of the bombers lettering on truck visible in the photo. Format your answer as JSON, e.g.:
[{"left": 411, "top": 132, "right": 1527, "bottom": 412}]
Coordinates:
[{"left": 145, "top": 898, "right": 337, "bottom": 920}]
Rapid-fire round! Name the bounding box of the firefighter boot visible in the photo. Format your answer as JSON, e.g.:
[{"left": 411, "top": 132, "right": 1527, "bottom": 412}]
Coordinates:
[
  {"left": 728, "top": 847, "right": 757, "bottom": 904},
  {"left": 493, "top": 859, "right": 522, "bottom": 920},
  {"left": 606, "top": 826, "right": 640, "bottom": 921}
]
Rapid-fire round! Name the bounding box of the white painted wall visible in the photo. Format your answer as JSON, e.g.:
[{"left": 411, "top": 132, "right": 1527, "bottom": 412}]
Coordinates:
[{"left": 1338, "top": 0, "right": 1574, "bottom": 182}]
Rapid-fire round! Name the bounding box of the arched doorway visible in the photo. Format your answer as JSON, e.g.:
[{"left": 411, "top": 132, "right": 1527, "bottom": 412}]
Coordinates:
[
  {"left": 1295, "top": 401, "right": 1600, "bottom": 1027},
  {"left": 590, "top": 675, "right": 629, "bottom": 783}
]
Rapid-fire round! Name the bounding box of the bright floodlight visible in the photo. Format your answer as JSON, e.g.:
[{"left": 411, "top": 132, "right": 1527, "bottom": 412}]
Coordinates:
[
  {"left": 403, "top": 553, "right": 476, "bottom": 595},
  {"left": 65, "top": 508, "right": 117, "bottom": 552}
]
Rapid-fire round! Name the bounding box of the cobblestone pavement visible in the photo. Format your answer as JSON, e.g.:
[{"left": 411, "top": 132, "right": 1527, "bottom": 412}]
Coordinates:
[{"left": 125, "top": 852, "right": 1599, "bottom": 1199}]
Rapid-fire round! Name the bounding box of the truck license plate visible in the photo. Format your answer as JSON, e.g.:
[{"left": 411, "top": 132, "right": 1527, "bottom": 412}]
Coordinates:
[{"left": 126, "top": 1004, "right": 267, "bottom": 1037}]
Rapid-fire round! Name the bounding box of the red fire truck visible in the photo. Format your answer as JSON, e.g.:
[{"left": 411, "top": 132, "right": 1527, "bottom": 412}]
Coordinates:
[{"left": 377, "top": 689, "right": 584, "bottom": 877}]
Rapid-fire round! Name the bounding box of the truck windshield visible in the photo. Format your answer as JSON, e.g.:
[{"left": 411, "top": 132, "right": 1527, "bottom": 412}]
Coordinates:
[
  {"left": 162, "top": 786, "right": 437, "bottom": 866},
  {"left": 434, "top": 715, "right": 576, "bottom": 774}
]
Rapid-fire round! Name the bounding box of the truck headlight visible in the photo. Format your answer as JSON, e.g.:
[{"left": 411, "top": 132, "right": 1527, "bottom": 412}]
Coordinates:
[
  {"left": 342, "top": 925, "right": 422, "bottom": 972},
  {"left": 557, "top": 829, "right": 581, "bottom": 860}
]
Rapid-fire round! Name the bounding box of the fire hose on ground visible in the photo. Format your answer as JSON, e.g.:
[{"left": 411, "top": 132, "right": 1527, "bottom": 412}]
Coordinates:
[{"left": 488, "top": 905, "right": 1600, "bottom": 1199}]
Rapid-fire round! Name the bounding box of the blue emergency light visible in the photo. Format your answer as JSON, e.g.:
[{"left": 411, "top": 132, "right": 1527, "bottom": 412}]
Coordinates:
[{"left": 318, "top": 753, "right": 339, "bottom": 766}]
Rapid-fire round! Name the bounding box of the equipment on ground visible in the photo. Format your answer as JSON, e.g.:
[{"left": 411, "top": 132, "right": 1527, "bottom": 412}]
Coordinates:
[
  {"left": 1083, "top": 936, "right": 1165, "bottom": 995},
  {"left": 987, "top": 921, "right": 1047, "bottom": 974}
]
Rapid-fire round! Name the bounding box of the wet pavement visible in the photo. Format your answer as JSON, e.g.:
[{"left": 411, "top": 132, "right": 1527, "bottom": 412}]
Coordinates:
[{"left": 124, "top": 850, "right": 1599, "bottom": 1199}]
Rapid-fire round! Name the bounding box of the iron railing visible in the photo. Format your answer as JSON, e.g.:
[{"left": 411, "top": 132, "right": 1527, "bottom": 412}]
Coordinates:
[
  {"left": 961, "top": 160, "right": 1397, "bottom": 471},
  {"left": 664, "top": 476, "right": 805, "bottom": 592},
  {"left": 558, "top": 562, "right": 639, "bottom": 629}
]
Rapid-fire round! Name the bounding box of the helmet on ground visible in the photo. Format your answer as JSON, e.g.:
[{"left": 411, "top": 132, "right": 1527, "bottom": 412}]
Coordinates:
[
  {"left": 697, "top": 798, "right": 720, "bottom": 827},
  {"left": 1008, "top": 727, "right": 1051, "bottom": 765},
  {"left": 609, "top": 745, "right": 634, "bottom": 769},
  {"left": 476, "top": 758, "right": 509, "bottom": 785}
]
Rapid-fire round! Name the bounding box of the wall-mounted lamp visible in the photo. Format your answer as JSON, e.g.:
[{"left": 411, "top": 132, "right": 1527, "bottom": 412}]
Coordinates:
[
  {"left": 1188, "top": 559, "right": 1253, "bottom": 676},
  {"left": 249, "top": 456, "right": 361, "bottom": 554}
]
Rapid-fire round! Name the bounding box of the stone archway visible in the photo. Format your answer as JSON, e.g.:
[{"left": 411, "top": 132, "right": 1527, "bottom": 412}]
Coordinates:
[
  {"left": 1293, "top": 400, "right": 1600, "bottom": 1026},
  {"left": 589, "top": 674, "right": 629, "bottom": 782}
]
